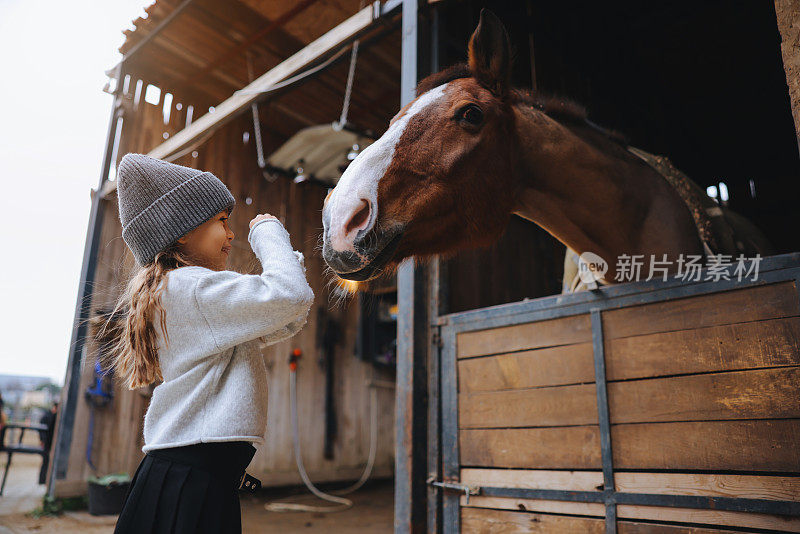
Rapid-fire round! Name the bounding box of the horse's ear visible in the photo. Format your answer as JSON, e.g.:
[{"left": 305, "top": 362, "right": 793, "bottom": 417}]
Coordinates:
[{"left": 468, "top": 9, "right": 512, "bottom": 98}]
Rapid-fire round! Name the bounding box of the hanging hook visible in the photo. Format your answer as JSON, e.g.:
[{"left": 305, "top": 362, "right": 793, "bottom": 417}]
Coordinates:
[
  {"left": 246, "top": 52, "right": 267, "bottom": 170},
  {"left": 333, "top": 34, "right": 361, "bottom": 131}
]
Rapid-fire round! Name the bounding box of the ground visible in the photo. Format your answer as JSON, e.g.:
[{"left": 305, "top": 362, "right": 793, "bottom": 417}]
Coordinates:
[{"left": 0, "top": 453, "right": 394, "bottom": 533}]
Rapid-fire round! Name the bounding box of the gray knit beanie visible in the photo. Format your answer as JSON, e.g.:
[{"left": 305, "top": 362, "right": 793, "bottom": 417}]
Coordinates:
[{"left": 116, "top": 153, "right": 236, "bottom": 266}]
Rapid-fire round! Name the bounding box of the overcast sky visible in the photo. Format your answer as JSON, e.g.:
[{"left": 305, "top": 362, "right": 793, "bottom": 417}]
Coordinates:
[{"left": 0, "top": 0, "right": 151, "bottom": 384}]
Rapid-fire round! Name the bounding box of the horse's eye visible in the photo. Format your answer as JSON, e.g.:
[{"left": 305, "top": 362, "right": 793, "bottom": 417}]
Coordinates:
[{"left": 458, "top": 104, "right": 483, "bottom": 126}]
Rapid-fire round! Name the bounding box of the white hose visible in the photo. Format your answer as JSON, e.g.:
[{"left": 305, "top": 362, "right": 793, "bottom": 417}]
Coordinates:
[
  {"left": 235, "top": 46, "right": 349, "bottom": 97},
  {"left": 264, "top": 367, "right": 379, "bottom": 513}
]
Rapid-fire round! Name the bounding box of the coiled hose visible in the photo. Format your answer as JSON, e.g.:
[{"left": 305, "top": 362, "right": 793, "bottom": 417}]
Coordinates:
[{"left": 264, "top": 365, "right": 378, "bottom": 513}]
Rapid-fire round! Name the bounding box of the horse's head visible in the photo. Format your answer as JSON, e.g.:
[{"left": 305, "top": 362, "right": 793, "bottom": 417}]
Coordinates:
[{"left": 322, "top": 9, "right": 519, "bottom": 281}]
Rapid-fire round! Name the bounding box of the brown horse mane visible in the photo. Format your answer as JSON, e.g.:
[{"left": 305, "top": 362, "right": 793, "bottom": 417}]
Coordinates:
[{"left": 415, "top": 63, "right": 629, "bottom": 149}]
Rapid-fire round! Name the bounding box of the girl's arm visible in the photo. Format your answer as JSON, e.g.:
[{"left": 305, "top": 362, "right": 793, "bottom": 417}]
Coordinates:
[
  {"left": 192, "top": 219, "right": 314, "bottom": 354},
  {"left": 257, "top": 251, "right": 310, "bottom": 347}
]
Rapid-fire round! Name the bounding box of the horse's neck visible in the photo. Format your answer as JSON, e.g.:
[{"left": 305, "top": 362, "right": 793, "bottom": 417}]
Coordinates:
[{"left": 510, "top": 106, "right": 702, "bottom": 272}]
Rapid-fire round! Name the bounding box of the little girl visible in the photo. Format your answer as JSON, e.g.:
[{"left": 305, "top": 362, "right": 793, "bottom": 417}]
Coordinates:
[{"left": 104, "top": 153, "right": 314, "bottom": 533}]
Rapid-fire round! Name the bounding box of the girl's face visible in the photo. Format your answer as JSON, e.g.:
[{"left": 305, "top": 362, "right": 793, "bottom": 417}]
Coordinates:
[{"left": 176, "top": 210, "right": 235, "bottom": 271}]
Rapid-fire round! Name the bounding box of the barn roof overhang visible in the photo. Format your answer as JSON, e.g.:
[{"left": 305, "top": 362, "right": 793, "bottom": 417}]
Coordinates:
[{"left": 100, "top": 0, "right": 403, "bottom": 198}]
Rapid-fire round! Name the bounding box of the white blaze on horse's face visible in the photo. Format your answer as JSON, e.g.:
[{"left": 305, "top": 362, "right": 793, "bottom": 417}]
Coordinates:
[{"left": 324, "top": 83, "right": 449, "bottom": 253}]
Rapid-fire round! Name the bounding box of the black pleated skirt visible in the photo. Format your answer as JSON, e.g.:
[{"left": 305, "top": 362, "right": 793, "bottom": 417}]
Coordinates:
[{"left": 114, "top": 441, "right": 256, "bottom": 534}]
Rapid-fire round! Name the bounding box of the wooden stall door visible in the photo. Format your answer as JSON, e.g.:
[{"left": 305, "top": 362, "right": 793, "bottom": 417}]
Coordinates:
[{"left": 434, "top": 254, "right": 800, "bottom": 533}]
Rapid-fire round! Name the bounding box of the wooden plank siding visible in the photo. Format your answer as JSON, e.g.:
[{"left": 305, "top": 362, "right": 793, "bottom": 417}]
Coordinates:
[
  {"left": 461, "top": 507, "right": 762, "bottom": 534},
  {"left": 460, "top": 420, "right": 800, "bottom": 472},
  {"left": 458, "top": 317, "right": 800, "bottom": 393},
  {"left": 460, "top": 367, "right": 800, "bottom": 428},
  {"left": 601, "top": 282, "right": 798, "bottom": 340},
  {"left": 460, "top": 504, "right": 800, "bottom": 533},
  {"left": 456, "top": 313, "right": 592, "bottom": 359},
  {"left": 458, "top": 343, "right": 595, "bottom": 393}
]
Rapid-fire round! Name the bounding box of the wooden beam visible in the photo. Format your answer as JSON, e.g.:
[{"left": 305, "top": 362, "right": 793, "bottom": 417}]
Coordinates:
[
  {"left": 460, "top": 468, "right": 603, "bottom": 493},
  {"left": 615, "top": 472, "right": 800, "bottom": 502}
]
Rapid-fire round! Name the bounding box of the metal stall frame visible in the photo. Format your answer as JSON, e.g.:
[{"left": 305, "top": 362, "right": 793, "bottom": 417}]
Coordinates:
[
  {"left": 429, "top": 252, "right": 800, "bottom": 533},
  {"left": 395, "top": 0, "right": 446, "bottom": 532}
]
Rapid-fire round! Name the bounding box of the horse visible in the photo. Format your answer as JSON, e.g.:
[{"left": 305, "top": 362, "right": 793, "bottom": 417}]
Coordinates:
[{"left": 321, "top": 9, "right": 772, "bottom": 288}]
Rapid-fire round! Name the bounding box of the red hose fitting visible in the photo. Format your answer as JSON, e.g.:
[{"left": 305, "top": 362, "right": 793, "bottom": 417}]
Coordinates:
[{"left": 289, "top": 348, "right": 302, "bottom": 372}]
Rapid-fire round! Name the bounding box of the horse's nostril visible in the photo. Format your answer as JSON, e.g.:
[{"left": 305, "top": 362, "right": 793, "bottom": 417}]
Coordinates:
[{"left": 345, "top": 200, "right": 371, "bottom": 236}]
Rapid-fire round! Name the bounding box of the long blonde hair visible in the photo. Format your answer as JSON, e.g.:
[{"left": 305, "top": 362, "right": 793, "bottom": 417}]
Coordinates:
[{"left": 96, "top": 242, "right": 194, "bottom": 389}]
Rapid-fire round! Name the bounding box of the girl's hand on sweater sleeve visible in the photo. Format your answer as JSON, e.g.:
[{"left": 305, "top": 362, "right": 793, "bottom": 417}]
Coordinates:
[
  {"left": 249, "top": 213, "right": 277, "bottom": 229},
  {"left": 193, "top": 219, "right": 314, "bottom": 354}
]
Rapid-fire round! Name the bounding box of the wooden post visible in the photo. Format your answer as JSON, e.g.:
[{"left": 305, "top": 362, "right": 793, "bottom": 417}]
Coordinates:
[
  {"left": 775, "top": 0, "right": 800, "bottom": 154},
  {"left": 395, "top": 1, "right": 439, "bottom": 532},
  {"left": 395, "top": 0, "right": 422, "bottom": 527},
  {"left": 425, "top": 8, "right": 444, "bottom": 534},
  {"left": 49, "top": 63, "right": 124, "bottom": 497}
]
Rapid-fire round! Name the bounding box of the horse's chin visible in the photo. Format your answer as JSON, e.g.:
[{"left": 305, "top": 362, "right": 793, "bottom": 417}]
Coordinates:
[{"left": 330, "top": 231, "right": 404, "bottom": 282}]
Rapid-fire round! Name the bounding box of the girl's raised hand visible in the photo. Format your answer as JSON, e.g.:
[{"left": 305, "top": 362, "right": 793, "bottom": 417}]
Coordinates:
[{"left": 249, "top": 213, "right": 278, "bottom": 229}]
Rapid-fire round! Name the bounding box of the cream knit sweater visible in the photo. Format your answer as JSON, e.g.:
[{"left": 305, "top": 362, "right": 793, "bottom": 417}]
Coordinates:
[{"left": 141, "top": 218, "right": 314, "bottom": 452}]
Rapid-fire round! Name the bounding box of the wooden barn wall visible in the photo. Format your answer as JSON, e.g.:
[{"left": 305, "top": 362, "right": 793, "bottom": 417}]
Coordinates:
[
  {"left": 445, "top": 218, "right": 565, "bottom": 315},
  {"left": 56, "top": 75, "right": 394, "bottom": 496},
  {"left": 776, "top": 0, "right": 800, "bottom": 151}
]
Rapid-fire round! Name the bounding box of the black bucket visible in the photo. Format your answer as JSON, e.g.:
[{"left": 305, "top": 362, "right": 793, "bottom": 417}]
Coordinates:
[{"left": 87, "top": 474, "right": 130, "bottom": 515}]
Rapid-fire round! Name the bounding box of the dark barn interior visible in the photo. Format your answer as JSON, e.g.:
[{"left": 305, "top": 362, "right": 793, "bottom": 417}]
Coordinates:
[{"left": 437, "top": 0, "right": 800, "bottom": 314}]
